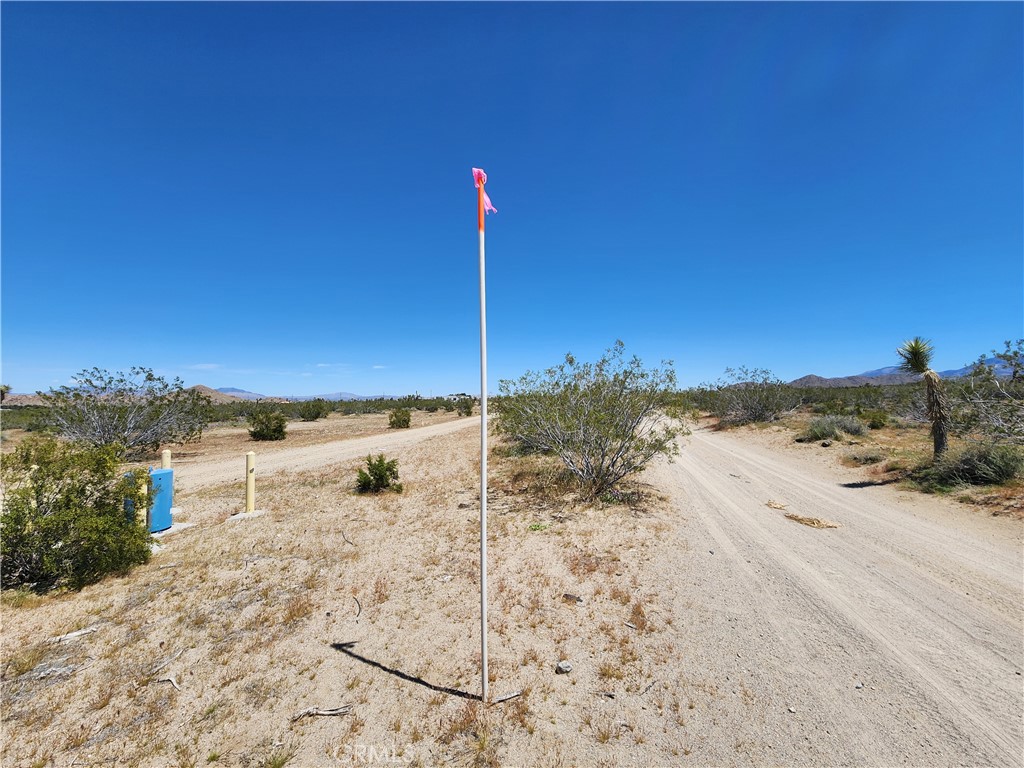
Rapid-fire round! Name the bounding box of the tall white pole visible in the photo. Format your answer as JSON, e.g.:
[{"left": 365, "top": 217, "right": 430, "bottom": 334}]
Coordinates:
[{"left": 478, "top": 189, "right": 489, "bottom": 704}]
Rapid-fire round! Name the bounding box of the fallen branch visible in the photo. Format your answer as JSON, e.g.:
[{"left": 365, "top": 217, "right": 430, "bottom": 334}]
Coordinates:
[
  {"left": 148, "top": 649, "right": 184, "bottom": 676},
  {"left": 291, "top": 705, "right": 352, "bottom": 722},
  {"left": 48, "top": 624, "right": 102, "bottom": 643},
  {"left": 158, "top": 675, "right": 181, "bottom": 691}
]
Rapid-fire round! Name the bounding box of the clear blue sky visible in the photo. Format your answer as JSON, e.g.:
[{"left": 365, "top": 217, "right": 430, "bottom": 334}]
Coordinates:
[{"left": 2, "top": 2, "right": 1021, "bottom": 397}]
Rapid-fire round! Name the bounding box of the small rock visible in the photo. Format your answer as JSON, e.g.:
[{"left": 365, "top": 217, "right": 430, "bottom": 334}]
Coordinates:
[
  {"left": 821, "top": 440, "right": 832, "bottom": 448},
  {"left": 709, "top": 550, "right": 715, "bottom": 555},
  {"left": 555, "top": 661, "right": 573, "bottom": 675},
  {"left": 562, "top": 593, "right": 583, "bottom": 605},
  {"left": 787, "top": 706, "right": 796, "bottom": 714},
  {"left": 458, "top": 502, "right": 470, "bottom": 509},
  {"left": 855, "top": 683, "right": 863, "bottom": 689}
]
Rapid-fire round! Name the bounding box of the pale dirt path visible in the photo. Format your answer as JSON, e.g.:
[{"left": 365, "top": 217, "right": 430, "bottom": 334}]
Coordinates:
[
  {"left": 647, "top": 424, "right": 1024, "bottom": 767},
  {"left": 172, "top": 416, "right": 480, "bottom": 493}
]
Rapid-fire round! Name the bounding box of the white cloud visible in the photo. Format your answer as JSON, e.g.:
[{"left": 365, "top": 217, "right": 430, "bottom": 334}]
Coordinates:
[
  {"left": 187, "top": 363, "right": 223, "bottom": 370},
  {"left": 372, "top": 365, "right": 388, "bottom": 370}
]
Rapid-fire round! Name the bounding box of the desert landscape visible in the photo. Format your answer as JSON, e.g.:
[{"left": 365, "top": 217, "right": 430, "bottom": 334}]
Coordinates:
[{"left": 2, "top": 411, "right": 1021, "bottom": 767}]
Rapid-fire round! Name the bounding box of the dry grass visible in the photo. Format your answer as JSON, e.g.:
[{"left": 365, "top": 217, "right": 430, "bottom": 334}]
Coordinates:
[
  {"left": 0, "top": 414, "right": 724, "bottom": 767},
  {"left": 784, "top": 513, "right": 841, "bottom": 529}
]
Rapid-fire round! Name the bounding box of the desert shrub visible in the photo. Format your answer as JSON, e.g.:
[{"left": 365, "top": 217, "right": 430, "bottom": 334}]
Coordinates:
[
  {"left": 951, "top": 343, "right": 1024, "bottom": 445},
  {"left": 356, "top": 454, "right": 402, "bottom": 493},
  {"left": 1, "top": 438, "right": 152, "bottom": 592},
  {"left": 388, "top": 408, "right": 411, "bottom": 429},
  {"left": 297, "top": 399, "right": 331, "bottom": 422},
  {"left": 247, "top": 405, "right": 287, "bottom": 441},
  {"left": 702, "top": 367, "right": 800, "bottom": 426},
  {"left": 456, "top": 398, "right": 474, "bottom": 417},
  {"left": 798, "top": 415, "right": 865, "bottom": 442},
  {"left": 798, "top": 417, "right": 843, "bottom": 442},
  {"left": 40, "top": 367, "right": 211, "bottom": 459},
  {"left": 494, "top": 341, "right": 683, "bottom": 499},
  {"left": 863, "top": 409, "right": 889, "bottom": 429},
  {"left": 833, "top": 415, "right": 865, "bottom": 435},
  {"left": 844, "top": 449, "right": 886, "bottom": 466},
  {"left": 913, "top": 443, "right": 1024, "bottom": 490},
  {"left": 443, "top": 401, "right": 456, "bottom": 413}
]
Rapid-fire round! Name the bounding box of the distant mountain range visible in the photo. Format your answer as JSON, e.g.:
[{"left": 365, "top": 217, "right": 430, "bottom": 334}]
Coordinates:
[
  {"left": 3, "top": 358, "right": 1014, "bottom": 407},
  {"left": 788, "top": 357, "right": 1011, "bottom": 389}
]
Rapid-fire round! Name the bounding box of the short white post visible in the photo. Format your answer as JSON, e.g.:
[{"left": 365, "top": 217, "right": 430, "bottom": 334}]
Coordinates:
[
  {"left": 245, "top": 452, "right": 256, "bottom": 513},
  {"left": 161, "top": 449, "right": 171, "bottom": 470},
  {"left": 139, "top": 474, "right": 149, "bottom": 528}
]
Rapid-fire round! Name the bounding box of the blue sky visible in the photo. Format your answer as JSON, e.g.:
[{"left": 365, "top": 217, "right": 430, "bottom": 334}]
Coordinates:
[{"left": 2, "top": 2, "right": 1021, "bottom": 397}]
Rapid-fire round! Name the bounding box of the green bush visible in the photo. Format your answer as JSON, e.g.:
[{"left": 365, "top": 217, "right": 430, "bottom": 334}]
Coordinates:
[
  {"left": 356, "top": 454, "right": 402, "bottom": 493},
  {"left": 456, "top": 398, "right": 474, "bottom": 417},
  {"left": 40, "top": 367, "right": 212, "bottom": 459},
  {"left": 914, "top": 444, "right": 1024, "bottom": 490},
  {"left": 702, "top": 367, "right": 800, "bottom": 426},
  {"left": 799, "top": 417, "right": 843, "bottom": 442},
  {"left": 1, "top": 438, "right": 152, "bottom": 592},
  {"left": 834, "top": 416, "right": 865, "bottom": 436},
  {"left": 388, "top": 408, "right": 411, "bottom": 429},
  {"left": 297, "top": 399, "right": 331, "bottom": 422},
  {"left": 494, "top": 341, "right": 683, "bottom": 499},
  {"left": 798, "top": 415, "right": 865, "bottom": 442},
  {"left": 443, "top": 401, "right": 456, "bottom": 413},
  {"left": 247, "top": 405, "right": 287, "bottom": 441},
  {"left": 863, "top": 409, "right": 889, "bottom": 429}
]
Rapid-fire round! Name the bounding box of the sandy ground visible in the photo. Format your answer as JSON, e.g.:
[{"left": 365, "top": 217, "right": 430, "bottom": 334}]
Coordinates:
[{"left": 1, "top": 416, "right": 1021, "bottom": 767}]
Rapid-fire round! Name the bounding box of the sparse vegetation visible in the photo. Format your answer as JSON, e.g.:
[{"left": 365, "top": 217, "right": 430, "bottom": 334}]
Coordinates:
[
  {"left": 356, "top": 453, "right": 402, "bottom": 493},
  {"left": 1, "top": 437, "right": 151, "bottom": 591},
  {"left": 797, "top": 415, "right": 865, "bottom": 442},
  {"left": 913, "top": 443, "right": 1024, "bottom": 491},
  {"left": 456, "top": 397, "right": 474, "bottom": 417},
  {"left": 952, "top": 340, "right": 1024, "bottom": 446},
  {"left": 39, "top": 367, "right": 211, "bottom": 458},
  {"left": 495, "top": 341, "right": 683, "bottom": 498},
  {"left": 699, "top": 367, "right": 800, "bottom": 426}
]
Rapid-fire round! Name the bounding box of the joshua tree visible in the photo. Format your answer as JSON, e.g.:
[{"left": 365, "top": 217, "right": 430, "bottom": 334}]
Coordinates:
[
  {"left": 897, "top": 337, "right": 949, "bottom": 459},
  {"left": 0, "top": 384, "right": 9, "bottom": 405}
]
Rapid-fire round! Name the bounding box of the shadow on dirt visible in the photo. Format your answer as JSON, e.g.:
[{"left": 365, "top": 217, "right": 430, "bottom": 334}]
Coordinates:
[
  {"left": 331, "top": 641, "right": 479, "bottom": 701},
  {"left": 840, "top": 478, "right": 900, "bottom": 489}
]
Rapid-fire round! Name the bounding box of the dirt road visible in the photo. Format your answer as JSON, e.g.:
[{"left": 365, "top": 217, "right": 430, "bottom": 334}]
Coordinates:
[
  {"left": 173, "top": 416, "right": 480, "bottom": 493},
  {"left": 647, "top": 425, "right": 1024, "bottom": 766}
]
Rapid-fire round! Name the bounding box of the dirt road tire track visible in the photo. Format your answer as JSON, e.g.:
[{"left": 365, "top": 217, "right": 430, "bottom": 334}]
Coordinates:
[{"left": 648, "top": 425, "right": 1023, "bottom": 766}]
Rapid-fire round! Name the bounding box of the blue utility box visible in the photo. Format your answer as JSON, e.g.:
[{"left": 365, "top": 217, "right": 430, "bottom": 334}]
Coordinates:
[{"left": 148, "top": 469, "right": 174, "bottom": 533}]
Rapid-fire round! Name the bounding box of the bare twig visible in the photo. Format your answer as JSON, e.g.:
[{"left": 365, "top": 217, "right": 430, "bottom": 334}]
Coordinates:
[
  {"left": 353, "top": 597, "right": 362, "bottom": 619},
  {"left": 148, "top": 649, "right": 184, "bottom": 676},
  {"left": 291, "top": 705, "right": 352, "bottom": 722},
  {"left": 342, "top": 531, "right": 355, "bottom": 546},
  {"left": 48, "top": 624, "right": 102, "bottom": 643},
  {"left": 158, "top": 675, "right": 181, "bottom": 691}
]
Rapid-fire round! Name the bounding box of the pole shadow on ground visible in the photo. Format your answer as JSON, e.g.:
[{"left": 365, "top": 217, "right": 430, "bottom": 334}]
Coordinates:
[{"left": 330, "top": 642, "right": 480, "bottom": 701}]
